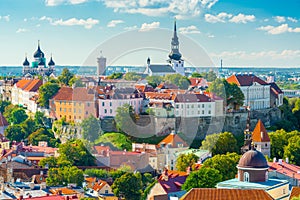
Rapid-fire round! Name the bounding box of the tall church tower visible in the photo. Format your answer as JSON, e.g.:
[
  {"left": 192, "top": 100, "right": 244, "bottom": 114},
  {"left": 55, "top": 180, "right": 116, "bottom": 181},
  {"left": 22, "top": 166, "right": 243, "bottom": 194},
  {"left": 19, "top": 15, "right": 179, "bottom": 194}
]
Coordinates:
[
  {"left": 97, "top": 51, "right": 107, "bottom": 77},
  {"left": 168, "top": 19, "right": 185, "bottom": 76}
]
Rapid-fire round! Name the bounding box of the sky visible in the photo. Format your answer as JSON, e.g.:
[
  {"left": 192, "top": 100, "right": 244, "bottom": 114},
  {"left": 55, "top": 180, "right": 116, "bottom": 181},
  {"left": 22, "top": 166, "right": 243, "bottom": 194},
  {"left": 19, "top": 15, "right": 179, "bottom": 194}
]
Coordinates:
[{"left": 0, "top": 0, "right": 300, "bottom": 67}]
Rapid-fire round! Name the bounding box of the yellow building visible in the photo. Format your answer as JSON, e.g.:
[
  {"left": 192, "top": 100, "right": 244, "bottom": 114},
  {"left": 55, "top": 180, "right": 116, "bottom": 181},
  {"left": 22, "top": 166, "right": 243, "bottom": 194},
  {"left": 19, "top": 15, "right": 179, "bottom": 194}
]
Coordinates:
[{"left": 50, "top": 86, "right": 98, "bottom": 122}]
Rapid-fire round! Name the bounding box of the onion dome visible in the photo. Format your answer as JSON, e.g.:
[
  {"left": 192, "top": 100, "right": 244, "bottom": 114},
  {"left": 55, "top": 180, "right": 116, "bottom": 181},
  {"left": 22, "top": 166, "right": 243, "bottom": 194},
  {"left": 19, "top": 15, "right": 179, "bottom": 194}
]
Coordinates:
[
  {"left": 33, "top": 40, "right": 45, "bottom": 58},
  {"left": 48, "top": 55, "right": 55, "bottom": 66},
  {"left": 238, "top": 149, "right": 268, "bottom": 168},
  {"left": 23, "top": 56, "right": 30, "bottom": 66}
]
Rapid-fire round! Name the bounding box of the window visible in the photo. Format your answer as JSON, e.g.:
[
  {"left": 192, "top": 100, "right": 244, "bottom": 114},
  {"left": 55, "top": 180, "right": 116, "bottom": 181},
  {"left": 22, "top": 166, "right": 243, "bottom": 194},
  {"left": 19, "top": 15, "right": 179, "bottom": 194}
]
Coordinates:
[
  {"left": 86, "top": 111, "right": 88, "bottom": 115},
  {"left": 104, "top": 109, "right": 107, "bottom": 113},
  {"left": 69, "top": 108, "right": 71, "bottom": 112},
  {"left": 60, "top": 101, "right": 62, "bottom": 105},
  {"left": 202, "top": 104, "right": 204, "bottom": 108},
  {"left": 59, "top": 108, "right": 62, "bottom": 111},
  {"left": 202, "top": 110, "right": 204, "bottom": 114},
  {"left": 265, "top": 143, "right": 268, "bottom": 147},
  {"left": 110, "top": 109, "right": 112, "bottom": 114},
  {"left": 87, "top": 102, "right": 90, "bottom": 107},
  {"left": 110, "top": 102, "right": 112, "bottom": 106},
  {"left": 105, "top": 190, "right": 108, "bottom": 194},
  {"left": 198, "top": 104, "right": 200, "bottom": 108},
  {"left": 208, "top": 110, "right": 211, "bottom": 114},
  {"left": 102, "top": 102, "right": 105, "bottom": 106},
  {"left": 176, "top": 105, "right": 179, "bottom": 109},
  {"left": 244, "top": 172, "right": 249, "bottom": 182},
  {"left": 64, "top": 108, "right": 66, "bottom": 112},
  {"left": 191, "top": 105, "right": 194, "bottom": 108},
  {"left": 74, "top": 108, "right": 76, "bottom": 113}
]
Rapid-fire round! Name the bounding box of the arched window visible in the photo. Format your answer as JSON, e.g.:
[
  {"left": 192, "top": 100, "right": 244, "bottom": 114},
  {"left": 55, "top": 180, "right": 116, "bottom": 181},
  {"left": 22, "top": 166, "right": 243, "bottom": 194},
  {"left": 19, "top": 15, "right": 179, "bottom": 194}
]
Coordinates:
[{"left": 244, "top": 172, "right": 249, "bottom": 182}]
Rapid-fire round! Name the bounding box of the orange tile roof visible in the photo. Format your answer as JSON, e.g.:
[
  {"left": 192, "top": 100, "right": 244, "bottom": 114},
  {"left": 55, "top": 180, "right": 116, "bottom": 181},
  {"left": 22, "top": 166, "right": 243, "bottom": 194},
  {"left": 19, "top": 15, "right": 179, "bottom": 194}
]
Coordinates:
[
  {"left": 16, "top": 79, "right": 31, "bottom": 89},
  {"left": 24, "top": 79, "right": 43, "bottom": 92},
  {"left": 50, "top": 187, "right": 78, "bottom": 195},
  {"left": 181, "top": 188, "right": 274, "bottom": 200},
  {"left": 51, "top": 86, "right": 96, "bottom": 101},
  {"left": 290, "top": 187, "right": 300, "bottom": 200},
  {"left": 158, "top": 133, "right": 188, "bottom": 148},
  {"left": 227, "top": 74, "right": 268, "bottom": 86},
  {"left": 93, "top": 180, "right": 108, "bottom": 191},
  {"left": 85, "top": 177, "right": 96, "bottom": 183},
  {"left": 252, "top": 120, "right": 270, "bottom": 142}
]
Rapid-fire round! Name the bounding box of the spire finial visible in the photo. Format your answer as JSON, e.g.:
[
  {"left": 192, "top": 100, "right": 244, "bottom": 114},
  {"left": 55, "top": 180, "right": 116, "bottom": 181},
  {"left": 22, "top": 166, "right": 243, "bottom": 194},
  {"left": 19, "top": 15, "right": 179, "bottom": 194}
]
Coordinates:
[{"left": 174, "top": 17, "right": 177, "bottom": 32}]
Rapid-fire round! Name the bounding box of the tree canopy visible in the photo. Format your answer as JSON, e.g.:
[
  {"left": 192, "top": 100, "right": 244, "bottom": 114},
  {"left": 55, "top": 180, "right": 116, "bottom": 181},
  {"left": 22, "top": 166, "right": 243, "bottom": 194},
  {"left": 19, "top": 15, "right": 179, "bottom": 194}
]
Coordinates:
[
  {"left": 201, "top": 132, "right": 238, "bottom": 155},
  {"left": 146, "top": 76, "right": 164, "bottom": 88},
  {"left": 202, "top": 152, "right": 240, "bottom": 181},
  {"left": 115, "top": 103, "right": 137, "bottom": 134},
  {"left": 7, "top": 108, "right": 28, "bottom": 124},
  {"left": 124, "top": 72, "right": 142, "bottom": 81},
  {"left": 108, "top": 72, "right": 123, "bottom": 80},
  {"left": 81, "top": 115, "right": 101, "bottom": 142},
  {"left": 176, "top": 153, "right": 199, "bottom": 172},
  {"left": 111, "top": 172, "right": 143, "bottom": 200},
  {"left": 4, "top": 124, "right": 26, "bottom": 142},
  {"left": 0, "top": 100, "right": 11, "bottom": 113},
  {"left": 182, "top": 167, "right": 222, "bottom": 191},
  {"left": 164, "top": 74, "right": 191, "bottom": 89},
  {"left": 46, "top": 166, "right": 84, "bottom": 187},
  {"left": 95, "top": 132, "right": 132, "bottom": 151},
  {"left": 58, "top": 68, "right": 75, "bottom": 86},
  {"left": 38, "top": 82, "right": 60, "bottom": 108}
]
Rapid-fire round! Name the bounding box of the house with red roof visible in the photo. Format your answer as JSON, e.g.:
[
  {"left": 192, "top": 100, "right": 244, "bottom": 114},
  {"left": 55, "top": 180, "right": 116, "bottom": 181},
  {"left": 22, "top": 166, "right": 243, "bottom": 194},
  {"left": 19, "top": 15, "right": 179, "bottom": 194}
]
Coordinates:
[
  {"left": 268, "top": 160, "right": 300, "bottom": 186},
  {"left": 49, "top": 86, "right": 98, "bottom": 122},
  {"left": 148, "top": 169, "right": 188, "bottom": 200},
  {"left": 11, "top": 79, "right": 43, "bottom": 112},
  {"left": 227, "top": 74, "right": 271, "bottom": 110}
]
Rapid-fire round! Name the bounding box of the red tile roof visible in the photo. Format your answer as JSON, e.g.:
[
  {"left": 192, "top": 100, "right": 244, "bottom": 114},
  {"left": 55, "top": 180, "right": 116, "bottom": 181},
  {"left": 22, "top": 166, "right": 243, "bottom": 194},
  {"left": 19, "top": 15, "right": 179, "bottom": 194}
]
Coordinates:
[
  {"left": 158, "top": 169, "right": 187, "bottom": 193},
  {"left": 158, "top": 133, "right": 188, "bottom": 148},
  {"left": 181, "top": 188, "right": 274, "bottom": 200},
  {"left": 174, "top": 93, "right": 212, "bottom": 103},
  {"left": 24, "top": 195, "right": 65, "bottom": 200},
  {"left": 252, "top": 120, "right": 270, "bottom": 142},
  {"left": 93, "top": 180, "right": 109, "bottom": 191},
  {"left": 16, "top": 79, "right": 43, "bottom": 92},
  {"left": 51, "top": 86, "right": 96, "bottom": 101},
  {"left": 268, "top": 161, "right": 300, "bottom": 180},
  {"left": 0, "top": 112, "right": 9, "bottom": 127},
  {"left": 227, "top": 74, "right": 268, "bottom": 86},
  {"left": 189, "top": 78, "right": 208, "bottom": 88}
]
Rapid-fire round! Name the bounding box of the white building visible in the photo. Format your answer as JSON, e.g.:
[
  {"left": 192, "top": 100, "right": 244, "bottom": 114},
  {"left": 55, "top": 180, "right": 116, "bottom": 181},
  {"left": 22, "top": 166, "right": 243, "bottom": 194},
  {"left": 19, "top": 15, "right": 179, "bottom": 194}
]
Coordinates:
[
  {"left": 98, "top": 87, "right": 143, "bottom": 118},
  {"left": 227, "top": 74, "right": 271, "bottom": 110},
  {"left": 11, "top": 79, "right": 42, "bottom": 113}
]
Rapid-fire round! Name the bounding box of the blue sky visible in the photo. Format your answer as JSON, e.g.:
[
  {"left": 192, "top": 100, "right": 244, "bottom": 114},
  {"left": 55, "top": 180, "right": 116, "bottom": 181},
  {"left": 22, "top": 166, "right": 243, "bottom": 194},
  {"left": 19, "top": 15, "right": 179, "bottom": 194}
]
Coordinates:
[{"left": 0, "top": 0, "right": 299, "bottom": 67}]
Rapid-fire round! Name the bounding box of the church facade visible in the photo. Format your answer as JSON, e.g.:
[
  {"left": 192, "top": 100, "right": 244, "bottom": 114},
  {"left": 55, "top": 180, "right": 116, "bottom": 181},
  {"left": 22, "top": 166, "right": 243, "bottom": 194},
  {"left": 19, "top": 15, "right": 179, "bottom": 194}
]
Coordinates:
[
  {"left": 22, "top": 41, "right": 55, "bottom": 77},
  {"left": 145, "top": 20, "right": 185, "bottom": 76}
]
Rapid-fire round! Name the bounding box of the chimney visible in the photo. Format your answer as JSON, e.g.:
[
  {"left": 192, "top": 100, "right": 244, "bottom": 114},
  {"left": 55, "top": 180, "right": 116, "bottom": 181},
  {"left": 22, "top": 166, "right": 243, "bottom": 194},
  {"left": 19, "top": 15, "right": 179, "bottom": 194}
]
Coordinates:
[{"left": 286, "top": 157, "right": 289, "bottom": 164}]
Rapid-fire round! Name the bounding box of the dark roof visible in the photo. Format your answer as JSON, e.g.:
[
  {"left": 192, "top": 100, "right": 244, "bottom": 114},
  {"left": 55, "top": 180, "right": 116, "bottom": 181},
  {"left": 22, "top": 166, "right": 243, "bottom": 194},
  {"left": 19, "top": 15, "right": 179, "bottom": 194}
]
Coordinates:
[
  {"left": 174, "top": 93, "right": 211, "bottom": 103},
  {"left": 48, "top": 56, "right": 55, "bottom": 66},
  {"left": 149, "top": 65, "right": 175, "bottom": 73},
  {"left": 181, "top": 188, "right": 274, "bottom": 200},
  {"left": 33, "top": 42, "right": 44, "bottom": 58},
  {"left": 136, "top": 164, "right": 155, "bottom": 173},
  {"left": 23, "top": 57, "right": 30, "bottom": 66},
  {"left": 227, "top": 74, "right": 268, "bottom": 86},
  {"left": 269, "top": 82, "right": 283, "bottom": 96},
  {"left": 238, "top": 149, "right": 268, "bottom": 168}
]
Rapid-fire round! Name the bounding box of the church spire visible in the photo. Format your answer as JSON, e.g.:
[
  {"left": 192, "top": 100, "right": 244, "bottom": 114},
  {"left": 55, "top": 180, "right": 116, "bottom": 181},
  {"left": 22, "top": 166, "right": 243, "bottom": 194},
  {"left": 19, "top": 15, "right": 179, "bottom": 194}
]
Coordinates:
[{"left": 168, "top": 18, "right": 182, "bottom": 61}]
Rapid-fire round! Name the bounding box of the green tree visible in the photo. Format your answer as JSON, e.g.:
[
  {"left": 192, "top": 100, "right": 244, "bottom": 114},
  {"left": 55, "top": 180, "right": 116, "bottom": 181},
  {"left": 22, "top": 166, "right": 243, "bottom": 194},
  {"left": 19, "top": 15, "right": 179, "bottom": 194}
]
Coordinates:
[
  {"left": 164, "top": 74, "right": 191, "bottom": 89},
  {"left": 38, "top": 82, "right": 60, "bottom": 108},
  {"left": 58, "top": 139, "right": 96, "bottom": 166},
  {"left": 95, "top": 132, "right": 132, "bottom": 151},
  {"left": 8, "top": 108, "right": 28, "bottom": 124},
  {"left": 46, "top": 166, "right": 84, "bottom": 186},
  {"left": 269, "top": 129, "right": 288, "bottom": 159},
  {"left": 108, "top": 72, "right": 123, "bottom": 80},
  {"left": 84, "top": 169, "right": 109, "bottom": 179},
  {"left": 58, "top": 68, "right": 75, "bottom": 86},
  {"left": 201, "top": 71, "right": 217, "bottom": 82},
  {"left": 111, "top": 172, "right": 143, "bottom": 200},
  {"left": 124, "top": 72, "right": 142, "bottom": 81},
  {"left": 81, "top": 115, "right": 101, "bottom": 142},
  {"left": 146, "top": 76, "right": 163, "bottom": 88},
  {"left": 291, "top": 196, "right": 300, "bottom": 200},
  {"left": 21, "top": 118, "right": 38, "bottom": 136},
  {"left": 69, "top": 76, "right": 85, "bottom": 87},
  {"left": 208, "top": 78, "right": 244, "bottom": 109},
  {"left": 284, "top": 136, "right": 300, "bottom": 165},
  {"left": 202, "top": 152, "right": 240, "bottom": 181},
  {"left": 191, "top": 72, "right": 202, "bottom": 78},
  {"left": 176, "top": 153, "right": 199, "bottom": 172},
  {"left": 115, "top": 104, "right": 137, "bottom": 134},
  {"left": 4, "top": 124, "right": 26, "bottom": 141},
  {"left": 0, "top": 100, "right": 11, "bottom": 113},
  {"left": 39, "top": 156, "right": 58, "bottom": 168},
  {"left": 201, "top": 132, "right": 238, "bottom": 155},
  {"left": 182, "top": 167, "right": 222, "bottom": 191},
  {"left": 28, "top": 127, "right": 59, "bottom": 147}
]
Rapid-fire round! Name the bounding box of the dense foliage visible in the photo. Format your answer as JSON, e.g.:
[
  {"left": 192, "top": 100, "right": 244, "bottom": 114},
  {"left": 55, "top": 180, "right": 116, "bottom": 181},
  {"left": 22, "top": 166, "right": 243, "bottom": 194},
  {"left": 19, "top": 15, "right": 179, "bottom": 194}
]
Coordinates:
[
  {"left": 81, "top": 115, "right": 101, "bottom": 142},
  {"left": 176, "top": 153, "right": 199, "bottom": 172},
  {"left": 95, "top": 132, "right": 132, "bottom": 151},
  {"left": 38, "top": 82, "right": 60, "bottom": 108},
  {"left": 58, "top": 68, "right": 75, "bottom": 86}
]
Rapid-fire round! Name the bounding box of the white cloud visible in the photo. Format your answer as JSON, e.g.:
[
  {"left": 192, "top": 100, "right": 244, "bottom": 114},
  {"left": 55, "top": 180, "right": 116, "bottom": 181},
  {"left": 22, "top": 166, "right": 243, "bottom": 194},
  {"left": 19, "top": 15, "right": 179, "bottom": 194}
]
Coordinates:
[
  {"left": 229, "top": 13, "right": 255, "bottom": 24},
  {"left": 210, "top": 50, "right": 300, "bottom": 60},
  {"left": 24, "top": 18, "right": 28, "bottom": 22},
  {"left": 207, "top": 33, "right": 215, "bottom": 38},
  {"left": 205, "top": 12, "right": 232, "bottom": 23},
  {"left": 0, "top": 15, "right": 10, "bottom": 22},
  {"left": 205, "top": 12, "right": 255, "bottom": 24},
  {"left": 107, "top": 20, "right": 124, "bottom": 27},
  {"left": 39, "top": 16, "right": 53, "bottom": 22},
  {"left": 103, "top": 0, "right": 218, "bottom": 19},
  {"left": 16, "top": 28, "right": 29, "bottom": 33},
  {"left": 51, "top": 17, "right": 99, "bottom": 29},
  {"left": 139, "top": 22, "right": 160, "bottom": 32},
  {"left": 45, "top": 0, "right": 89, "bottom": 6},
  {"left": 124, "top": 25, "right": 138, "bottom": 31},
  {"left": 179, "top": 25, "right": 200, "bottom": 34},
  {"left": 257, "top": 24, "right": 300, "bottom": 35},
  {"left": 273, "top": 16, "right": 285, "bottom": 23},
  {"left": 288, "top": 17, "right": 298, "bottom": 23}
]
